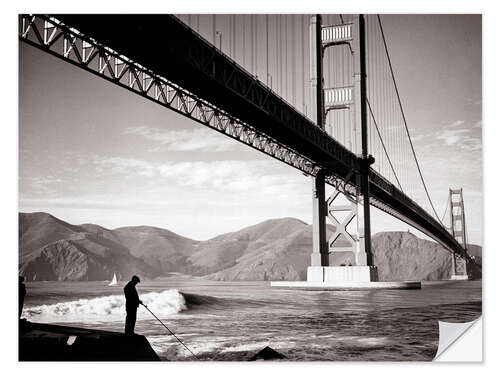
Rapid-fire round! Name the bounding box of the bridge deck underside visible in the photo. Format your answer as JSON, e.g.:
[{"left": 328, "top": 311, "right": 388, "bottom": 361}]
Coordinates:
[{"left": 28, "top": 14, "right": 469, "bottom": 261}]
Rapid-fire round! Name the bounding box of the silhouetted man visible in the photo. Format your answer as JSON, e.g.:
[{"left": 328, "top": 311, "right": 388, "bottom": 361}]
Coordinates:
[
  {"left": 19, "top": 276, "right": 26, "bottom": 319},
  {"left": 124, "top": 275, "right": 142, "bottom": 335}
]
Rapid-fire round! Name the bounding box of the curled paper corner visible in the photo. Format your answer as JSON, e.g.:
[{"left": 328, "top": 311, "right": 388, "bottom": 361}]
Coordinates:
[{"left": 434, "top": 317, "right": 482, "bottom": 361}]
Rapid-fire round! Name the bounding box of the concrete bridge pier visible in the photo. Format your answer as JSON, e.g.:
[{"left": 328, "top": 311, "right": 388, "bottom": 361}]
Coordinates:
[
  {"left": 451, "top": 256, "right": 469, "bottom": 281},
  {"left": 308, "top": 172, "right": 379, "bottom": 283}
]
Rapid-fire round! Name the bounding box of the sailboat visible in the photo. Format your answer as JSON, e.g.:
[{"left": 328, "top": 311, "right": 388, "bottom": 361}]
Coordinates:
[{"left": 108, "top": 273, "right": 117, "bottom": 286}]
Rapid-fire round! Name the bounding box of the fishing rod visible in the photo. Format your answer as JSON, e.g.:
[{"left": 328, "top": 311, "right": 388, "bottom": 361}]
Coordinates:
[{"left": 140, "top": 302, "right": 200, "bottom": 360}]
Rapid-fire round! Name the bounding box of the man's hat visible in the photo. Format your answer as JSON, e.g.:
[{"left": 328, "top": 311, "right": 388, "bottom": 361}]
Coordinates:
[{"left": 131, "top": 275, "right": 140, "bottom": 283}]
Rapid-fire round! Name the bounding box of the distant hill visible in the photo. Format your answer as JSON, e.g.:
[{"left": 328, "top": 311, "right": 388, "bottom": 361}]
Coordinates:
[
  {"left": 19, "top": 213, "right": 158, "bottom": 281},
  {"left": 372, "top": 231, "right": 482, "bottom": 281},
  {"left": 187, "top": 218, "right": 309, "bottom": 276},
  {"left": 81, "top": 223, "right": 199, "bottom": 274},
  {"left": 18, "top": 212, "right": 482, "bottom": 282},
  {"left": 19, "top": 212, "right": 83, "bottom": 259},
  {"left": 204, "top": 228, "right": 482, "bottom": 282},
  {"left": 204, "top": 224, "right": 314, "bottom": 281},
  {"left": 19, "top": 233, "right": 153, "bottom": 281}
]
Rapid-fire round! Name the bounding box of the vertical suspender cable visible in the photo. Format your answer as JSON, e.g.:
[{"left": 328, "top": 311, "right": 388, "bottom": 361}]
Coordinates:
[
  {"left": 266, "top": 14, "right": 269, "bottom": 85},
  {"left": 228, "top": 16, "right": 231, "bottom": 56},
  {"left": 440, "top": 193, "right": 451, "bottom": 225},
  {"left": 279, "top": 15, "right": 282, "bottom": 95},
  {"left": 228, "top": 15, "right": 232, "bottom": 57},
  {"left": 285, "top": 14, "right": 288, "bottom": 100},
  {"left": 233, "top": 15, "right": 236, "bottom": 59},
  {"left": 292, "top": 15, "right": 296, "bottom": 106},
  {"left": 242, "top": 16, "right": 246, "bottom": 68},
  {"left": 233, "top": 15, "right": 236, "bottom": 58},
  {"left": 274, "top": 14, "right": 281, "bottom": 95},
  {"left": 212, "top": 14, "right": 216, "bottom": 45},
  {"left": 377, "top": 15, "right": 442, "bottom": 223},
  {"left": 366, "top": 99, "right": 404, "bottom": 191},
  {"left": 300, "top": 15, "right": 307, "bottom": 114},
  {"left": 250, "top": 14, "right": 254, "bottom": 73},
  {"left": 255, "top": 15, "right": 258, "bottom": 77}
]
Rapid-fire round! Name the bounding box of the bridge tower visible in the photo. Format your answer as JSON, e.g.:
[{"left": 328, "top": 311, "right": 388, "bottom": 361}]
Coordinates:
[
  {"left": 449, "top": 188, "right": 469, "bottom": 280},
  {"left": 308, "top": 14, "right": 378, "bottom": 283}
]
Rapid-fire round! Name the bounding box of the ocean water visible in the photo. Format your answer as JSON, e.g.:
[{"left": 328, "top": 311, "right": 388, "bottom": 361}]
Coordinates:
[{"left": 21, "top": 276, "right": 482, "bottom": 361}]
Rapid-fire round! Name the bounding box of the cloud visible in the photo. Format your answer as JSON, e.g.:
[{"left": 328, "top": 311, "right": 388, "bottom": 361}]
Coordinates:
[
  {"left": 433, "top": 122, "right": 482, "bottom": 151},
  {"left": 94, "top": 156, "right": 156, "bottom": 177},
  {"left": 19, "top": 196, "right": 128, "bottom": 210},
  {"left": 460, "top": 137, "right": 482, "bottom": 151},
  {"left": 124, "top": 126, "right": 236, "bottom": 152},
  {"left": 397, "top": 120, "right": 477, "bottom": 145},
  {"left": 92, "top": 156, "right": 307, "bottom": 194},
  {"left": 21, "top": 176, "right": 65, "bottom": 195},
  {"left": 446, "top": 120, "right": 465, "bottom": 128},
  {"left": 411, "top": 134, "right": 427, "bottom": 142},
  {"left": 435, "top": 128, "right": 470, "bottom": 146}
]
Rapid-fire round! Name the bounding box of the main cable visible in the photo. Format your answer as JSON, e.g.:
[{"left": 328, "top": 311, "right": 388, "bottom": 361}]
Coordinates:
[
  {"left": 440, "top": 192, "right": 451, "bottom": 226},
  {"left": 376, "top": 15, "right": 443, "bottom": 225},
  {"left": 366, "top": 98, "right": 403, "bottom": 191}
]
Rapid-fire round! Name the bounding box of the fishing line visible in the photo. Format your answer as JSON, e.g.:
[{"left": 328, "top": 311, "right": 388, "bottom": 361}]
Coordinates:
[{"left": 141, "top": 303, "right": 200, "bottom": 360}]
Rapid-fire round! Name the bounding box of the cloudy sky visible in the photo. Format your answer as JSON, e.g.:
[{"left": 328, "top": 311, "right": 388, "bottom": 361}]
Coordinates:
[{"left": 19, "top": 14, "right": 482, "bottom": 244}]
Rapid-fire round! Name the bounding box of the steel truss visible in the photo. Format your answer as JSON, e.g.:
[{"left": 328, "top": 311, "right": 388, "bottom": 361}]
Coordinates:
[
  {"left": 19, "top": 14, "right": 473, "bottom": 264},
  {"left": 19, "top": 15, "right": 327, "bottom": 180}
]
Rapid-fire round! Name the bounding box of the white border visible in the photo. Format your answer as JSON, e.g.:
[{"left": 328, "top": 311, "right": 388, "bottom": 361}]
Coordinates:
[
  {"left": 435, "top": 317, "right": 483, "bottom": 361},
  {"left": 4, "top": 1, "right": 497, "bottom": 374}
]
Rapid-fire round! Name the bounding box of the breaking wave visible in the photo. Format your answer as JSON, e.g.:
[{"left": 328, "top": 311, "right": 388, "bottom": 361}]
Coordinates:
[{"left": 23, "top": 289, "right": 188, "bottom": 323}]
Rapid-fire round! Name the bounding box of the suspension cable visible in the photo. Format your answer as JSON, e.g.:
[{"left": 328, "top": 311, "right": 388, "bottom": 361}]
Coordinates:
[
  {"left": 366, "top": 98, "right": 404, "bottom": 191},
  {"left": 376, "top": 15, "right": 443, "bottom": 224},
  {"left": 440, "top": 192, "right": 451, "bottom": 225}
]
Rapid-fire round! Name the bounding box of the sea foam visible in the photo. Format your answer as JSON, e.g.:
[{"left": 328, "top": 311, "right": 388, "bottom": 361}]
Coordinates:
[{"left": 22, "top": 289, "right": 187, "bottom": 323}]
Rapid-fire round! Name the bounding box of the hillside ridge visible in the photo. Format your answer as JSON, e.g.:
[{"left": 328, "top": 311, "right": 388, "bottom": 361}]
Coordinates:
[{"left": 18, "top": 212, "right": 482, "bottom": 281}]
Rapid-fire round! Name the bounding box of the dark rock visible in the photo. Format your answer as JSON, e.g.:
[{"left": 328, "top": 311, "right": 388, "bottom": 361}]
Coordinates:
[
  {"left": 248, "top": 346, "right": 286, "bottom": 361},
  {"left": 19, "top": 321, "right": 160, "bottom": 361}
]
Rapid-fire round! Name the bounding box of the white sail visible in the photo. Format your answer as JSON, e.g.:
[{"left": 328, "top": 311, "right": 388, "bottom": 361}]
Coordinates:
[{"left": 108, "top": 273, "right": 117, "bottom": 286}]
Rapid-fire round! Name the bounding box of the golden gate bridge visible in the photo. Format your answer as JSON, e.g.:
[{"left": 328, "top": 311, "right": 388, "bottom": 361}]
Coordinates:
[{"left": 18, "top": 14, "right": 478, "bottom": 285}]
